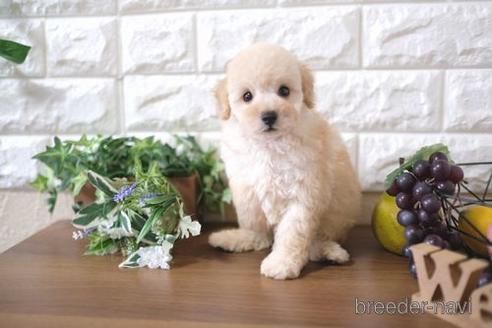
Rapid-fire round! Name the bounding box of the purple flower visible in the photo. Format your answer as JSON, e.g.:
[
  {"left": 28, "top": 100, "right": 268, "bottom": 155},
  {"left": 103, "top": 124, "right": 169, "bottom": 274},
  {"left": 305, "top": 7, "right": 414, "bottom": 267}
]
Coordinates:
[
  {"left": 72, "top": 227, "right": 96, "bottom": 240},
  {"left": 85, "top": 227, "right": 97, "bottom": 235},
  {"left": 113, "top": 182, "right": 137, "bottom": 203}
]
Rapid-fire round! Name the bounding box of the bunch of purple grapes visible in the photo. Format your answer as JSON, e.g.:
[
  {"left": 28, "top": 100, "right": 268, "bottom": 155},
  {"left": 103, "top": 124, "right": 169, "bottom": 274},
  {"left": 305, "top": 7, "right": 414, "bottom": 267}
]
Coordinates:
[{"left": 386, "top": 151, "right": 465, "bottom": 277}]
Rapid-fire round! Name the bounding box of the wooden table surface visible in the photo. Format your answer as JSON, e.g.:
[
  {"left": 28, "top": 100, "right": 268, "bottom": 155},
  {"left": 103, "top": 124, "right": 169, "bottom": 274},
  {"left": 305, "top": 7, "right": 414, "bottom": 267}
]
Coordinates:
[{"left": 0, "top": 221, "right": 452, "bottom": 328}]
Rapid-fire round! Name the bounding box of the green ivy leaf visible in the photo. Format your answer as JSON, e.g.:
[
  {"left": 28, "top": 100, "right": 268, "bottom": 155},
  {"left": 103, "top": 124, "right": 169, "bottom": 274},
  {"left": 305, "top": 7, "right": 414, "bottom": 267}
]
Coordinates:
[
  {"left": 31, "top": 175, "right": 48, "bottom": 192},
  {"left": 384, "top": 143, "right": 450, "bottom": 189},
  {"left": 0, "top": 39, "right": 31, "bottom": 64},
  {"left": 47, "top": 189, "right": 58, "bottom": 213}
]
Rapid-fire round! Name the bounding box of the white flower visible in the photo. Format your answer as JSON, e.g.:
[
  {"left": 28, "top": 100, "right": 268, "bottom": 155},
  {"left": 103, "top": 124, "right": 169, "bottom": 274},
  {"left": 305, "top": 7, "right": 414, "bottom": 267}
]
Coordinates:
[
  {"left": 97, "top": 211, "right": 133, "bottom": 239},
  {"left": 99, "top": 211, "right": 118, "bottom": 228},
  {"left": 72, "top": 231, "right": 83, "bottom": 240},
  {"left": 176, "top": 216, "right": 201, "bottom": 239},
  {"left": 136, "top": 242, "right": 174, "bottom": 269}
]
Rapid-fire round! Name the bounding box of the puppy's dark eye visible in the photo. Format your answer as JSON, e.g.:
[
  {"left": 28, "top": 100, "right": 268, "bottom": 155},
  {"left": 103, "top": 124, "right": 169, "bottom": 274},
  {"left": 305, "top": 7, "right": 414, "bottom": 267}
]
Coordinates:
[
  {"left": 243, "top": 91, "right": 253, "bottom": 103},
  {"left": 278, "top": 85, "right": 289, "bottom": 97}
]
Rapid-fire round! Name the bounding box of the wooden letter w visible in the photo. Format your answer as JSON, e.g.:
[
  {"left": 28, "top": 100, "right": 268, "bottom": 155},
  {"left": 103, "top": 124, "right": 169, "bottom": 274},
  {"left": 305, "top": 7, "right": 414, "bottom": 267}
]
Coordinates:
[{"left": 411, "top": 243, "right": 488, "bottom": 304}]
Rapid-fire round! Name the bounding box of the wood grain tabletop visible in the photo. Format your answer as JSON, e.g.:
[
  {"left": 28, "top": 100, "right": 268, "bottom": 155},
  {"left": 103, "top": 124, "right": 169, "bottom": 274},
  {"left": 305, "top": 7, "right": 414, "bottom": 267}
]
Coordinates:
[{"left": 0, "top": 221, "right": 453, "bottom": 328}]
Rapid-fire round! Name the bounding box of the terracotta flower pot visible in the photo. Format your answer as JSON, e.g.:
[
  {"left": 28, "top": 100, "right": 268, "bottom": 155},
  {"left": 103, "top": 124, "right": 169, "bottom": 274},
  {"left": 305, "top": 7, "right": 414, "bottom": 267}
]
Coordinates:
[
  {"left": 74, "top": 174, "right": 200, "bottom": 220},
  {"left": 167, "top": 174, "right": 199, "bottom": 217}
]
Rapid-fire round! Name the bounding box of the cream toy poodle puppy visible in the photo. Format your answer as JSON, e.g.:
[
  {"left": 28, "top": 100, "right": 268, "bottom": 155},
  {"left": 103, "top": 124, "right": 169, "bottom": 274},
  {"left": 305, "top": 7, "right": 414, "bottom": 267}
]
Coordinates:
[{"left": 209, "top": 43, "right": 361, "bottom": 280}]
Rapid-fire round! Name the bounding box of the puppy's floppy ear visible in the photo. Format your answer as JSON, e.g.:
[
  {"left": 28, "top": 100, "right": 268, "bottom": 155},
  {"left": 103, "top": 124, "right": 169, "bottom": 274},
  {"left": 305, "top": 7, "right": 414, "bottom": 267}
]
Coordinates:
[
  {"left": 214, "top": 78, "right": 231, "bottom": 120},
  {"left": 300, "top": 64, "right": 315, "bottom": 109}
]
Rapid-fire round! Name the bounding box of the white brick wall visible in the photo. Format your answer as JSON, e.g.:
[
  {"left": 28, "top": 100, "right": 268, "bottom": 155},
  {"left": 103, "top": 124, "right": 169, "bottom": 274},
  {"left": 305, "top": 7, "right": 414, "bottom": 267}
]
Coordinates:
[{"left": 1, "top": 1, "right": 492, "bottom": 250}]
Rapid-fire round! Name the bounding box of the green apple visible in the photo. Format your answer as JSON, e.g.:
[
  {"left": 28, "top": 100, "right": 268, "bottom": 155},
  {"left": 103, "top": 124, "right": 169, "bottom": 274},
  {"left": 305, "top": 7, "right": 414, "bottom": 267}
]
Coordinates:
[{"left": 371, "top": 193, "right": 406, "bottom": 256}]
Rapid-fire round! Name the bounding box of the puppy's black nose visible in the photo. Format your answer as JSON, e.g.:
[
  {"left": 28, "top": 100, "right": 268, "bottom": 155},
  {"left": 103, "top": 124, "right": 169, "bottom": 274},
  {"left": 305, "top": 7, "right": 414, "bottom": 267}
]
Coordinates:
[{"left": 261, "top": 111, "right": 277, "bottom": 127}]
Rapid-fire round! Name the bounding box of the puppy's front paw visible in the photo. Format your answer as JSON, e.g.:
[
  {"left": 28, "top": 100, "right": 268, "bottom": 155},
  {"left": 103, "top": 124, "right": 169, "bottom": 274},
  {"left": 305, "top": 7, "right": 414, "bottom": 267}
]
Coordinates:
[
  {"left": 325, "top": 243, "right": 350, "bottom": 264},
  {"left": 208, "top": 230, "right": 237, "bottom": 252},
  {"left": 260, "top": 252, "right": 302, "bottom": 280},
  {"left": 209, "top": 229, "right": 271, "bottom": 253}
]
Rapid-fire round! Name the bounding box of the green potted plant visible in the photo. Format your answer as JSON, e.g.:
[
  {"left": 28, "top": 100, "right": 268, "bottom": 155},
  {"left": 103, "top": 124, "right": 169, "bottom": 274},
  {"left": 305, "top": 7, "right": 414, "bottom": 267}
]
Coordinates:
[{"left": 32, "top": 135, "right": 231, "bottom": 269}]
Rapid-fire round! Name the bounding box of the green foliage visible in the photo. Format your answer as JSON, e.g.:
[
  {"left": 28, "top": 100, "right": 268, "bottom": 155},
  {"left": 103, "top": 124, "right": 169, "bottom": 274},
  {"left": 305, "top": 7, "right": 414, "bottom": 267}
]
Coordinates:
[
  {"left": 0, "top": 39, "right": 31, "bottom": 64},
  {"left": 31, "top": 175, "right": 49, "bottom": 192},
  {"left": 384, "top": 143, "right": 451, "bottom": 189},
  {"left": 72, "top": 200, "right": 116, "bottom": 228},
  {"left": 174, "top": 136, "right": 231, "bottom": 216},
  {"left": 32, "top": 135, "right": 231, "bottom": 215},
  {"left": 31, "top": 135, "right": 218, "bottom": 269},
  {"left": 84, "top": 231, "right": 119, "bottom": 256}
]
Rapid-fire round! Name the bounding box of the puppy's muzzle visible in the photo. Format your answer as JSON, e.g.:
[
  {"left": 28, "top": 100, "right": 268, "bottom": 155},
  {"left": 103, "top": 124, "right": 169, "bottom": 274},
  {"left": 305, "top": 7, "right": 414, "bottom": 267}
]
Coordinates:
[{"left": 261, "top": 111, "right": 277, "bottom": 130}]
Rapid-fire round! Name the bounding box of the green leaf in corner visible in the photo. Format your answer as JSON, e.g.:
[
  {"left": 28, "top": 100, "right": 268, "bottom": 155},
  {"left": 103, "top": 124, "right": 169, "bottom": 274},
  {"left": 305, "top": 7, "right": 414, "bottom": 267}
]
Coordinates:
[
  {"left": 384, "top": 143, "right": 450, "bottom": 190},
  {"left": 0, "top": 39, "right": 31, "bottom": 64}
]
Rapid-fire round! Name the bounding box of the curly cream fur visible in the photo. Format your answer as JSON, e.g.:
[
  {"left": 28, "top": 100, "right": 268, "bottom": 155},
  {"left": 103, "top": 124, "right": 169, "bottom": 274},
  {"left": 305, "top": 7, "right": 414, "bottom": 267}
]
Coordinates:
[{"left": 208, "top": 43, "right": 361, "bottom": 280}]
